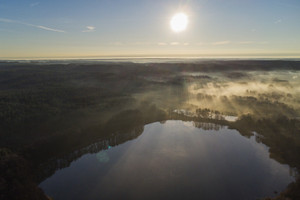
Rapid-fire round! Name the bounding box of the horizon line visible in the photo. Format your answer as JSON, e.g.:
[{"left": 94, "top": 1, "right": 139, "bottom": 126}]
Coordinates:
[{"left": 1, "top": 53, "right": 300, "bottom": 61}]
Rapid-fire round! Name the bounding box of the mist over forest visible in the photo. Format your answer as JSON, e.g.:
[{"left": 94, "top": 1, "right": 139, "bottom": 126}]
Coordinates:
[{"left": 1, "top": 60, "right": 300, "bottom": 200}]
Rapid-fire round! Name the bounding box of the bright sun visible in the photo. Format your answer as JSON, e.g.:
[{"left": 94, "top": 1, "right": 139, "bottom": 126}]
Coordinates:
[{"left": 170, "top": 13, "right": 188, "bottom": 33}]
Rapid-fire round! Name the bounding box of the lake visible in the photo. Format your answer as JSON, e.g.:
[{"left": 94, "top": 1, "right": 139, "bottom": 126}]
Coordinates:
[{"left": 39, "top": 120, "right": 295, "bottom": 200}]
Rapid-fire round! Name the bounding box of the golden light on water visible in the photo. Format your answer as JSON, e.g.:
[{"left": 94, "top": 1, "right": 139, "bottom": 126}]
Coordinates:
[{"left": 170, "top": 13, "right": 188, "bottom": 33}]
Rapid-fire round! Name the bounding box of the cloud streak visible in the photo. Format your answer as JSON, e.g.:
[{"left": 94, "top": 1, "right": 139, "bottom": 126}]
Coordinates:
[
  {"left": 30, "top": 2, "right": 40, "bottom": 7},
  {"left": 0, "top": 18, "right": 65, "bottom": 33},
  {"left": 35, "top": 25, "right": 65, "bottom": 33},
  {"left": 82, "top": 26, "right": 95, "bottom": 32},
  {"left": 110, "top": 42, "right": 123, "bottom": 46},
  {"left": 170, "top": 42, "right": 179, "bottom": 46},
  {"left": 212, "top": 41, "right": 231, "bottom": 45},
  {"left": 238, "top": 41, "right": 254, "bottom": 44}
]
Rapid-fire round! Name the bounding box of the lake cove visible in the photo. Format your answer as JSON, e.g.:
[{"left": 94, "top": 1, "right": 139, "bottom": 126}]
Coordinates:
[{"left": 40, "top": 120, "right": 295, "bottom": 200}]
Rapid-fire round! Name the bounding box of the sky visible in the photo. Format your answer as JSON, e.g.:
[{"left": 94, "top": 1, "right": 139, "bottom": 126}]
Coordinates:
[{"left": 0, "top": 0, "right": 300, "bottom": 59}]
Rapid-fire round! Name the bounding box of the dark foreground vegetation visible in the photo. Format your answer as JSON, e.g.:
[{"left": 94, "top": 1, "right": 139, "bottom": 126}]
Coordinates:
[{"left": 0, "top": 60, "right": 299, "bottom": 199}]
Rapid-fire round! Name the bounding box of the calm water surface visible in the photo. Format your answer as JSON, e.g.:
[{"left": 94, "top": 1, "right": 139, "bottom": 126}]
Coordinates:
[{"left": 40, "top": 121, "right": 294, "bottom": 200}]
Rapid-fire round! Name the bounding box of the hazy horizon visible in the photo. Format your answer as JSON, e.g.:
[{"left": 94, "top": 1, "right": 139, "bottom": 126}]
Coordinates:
[{"left": 2, "top": 54, "right": 300, "bottom": 61}]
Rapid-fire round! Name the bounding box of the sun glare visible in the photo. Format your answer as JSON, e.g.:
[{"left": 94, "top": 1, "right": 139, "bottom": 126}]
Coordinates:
[{"left": 170, "top": 13, "right": 188, "bottom": 33}]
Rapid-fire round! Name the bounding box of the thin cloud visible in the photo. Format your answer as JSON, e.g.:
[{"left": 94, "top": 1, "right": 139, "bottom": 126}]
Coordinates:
[
  {"left": 0, "top": 18, "right": 14, "bottom": 23},
  {"left": 132, "top": 42, "right": 152, "bottom": 46},
  {"left": 238, "top": 41, "right": 254, "bottom": 44},
  {"left": 30, "top": 2, "right": 40, "bottom": 7},
  {"left": 157, "top": 42, "right": 190, "bottom": 46},
  {"left": 0, "top": 18, "right": 65, "bottom": 33},
  {"left": 35, "top": 25, "right": 65, "bottom": 33},
  {"left": 275, "top": 19, "right": 282, "bottom": 24},
  {"left": 170, "top": 42, "right": 179, "bottom": 46},
  {"left": 110, "top": 42, "right": 123, "bottom": 46},
  {"left": 82, "top": 26, "right": 95, "bottom": 32},
  {"left": 212, "top": 41, "right": 231, "bottom": 45}
]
